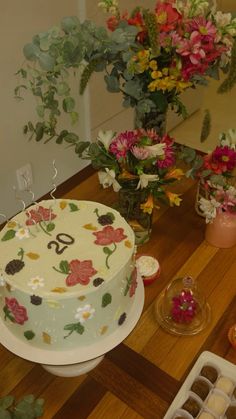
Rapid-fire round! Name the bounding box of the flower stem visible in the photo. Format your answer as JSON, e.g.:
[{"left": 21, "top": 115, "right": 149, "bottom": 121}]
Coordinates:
[{"left": 105, "top": 242, "right": 117, "bottom": 269}]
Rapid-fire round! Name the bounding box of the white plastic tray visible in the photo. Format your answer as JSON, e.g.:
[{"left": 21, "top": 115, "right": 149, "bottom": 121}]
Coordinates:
[{"left": 164, "top": 351, "right": 236, "bottom": 418}]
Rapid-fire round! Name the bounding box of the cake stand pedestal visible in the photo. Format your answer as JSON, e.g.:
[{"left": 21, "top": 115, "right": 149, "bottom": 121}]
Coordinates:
[
  {"left": 42, "top": 355, "right": 105, "bottom": 377},
  {"left": 0, "top": 277, "right": 144, "bottom": 377}
]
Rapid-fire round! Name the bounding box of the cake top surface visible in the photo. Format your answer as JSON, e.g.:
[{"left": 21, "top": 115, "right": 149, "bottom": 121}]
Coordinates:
[{"left": 0, "top": 199, "right": 134, "bottom": 298}]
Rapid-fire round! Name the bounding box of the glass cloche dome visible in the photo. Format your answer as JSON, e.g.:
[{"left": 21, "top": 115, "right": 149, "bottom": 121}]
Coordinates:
[{"left": 155, "top": 276, "right": 211, "bottom": 335}]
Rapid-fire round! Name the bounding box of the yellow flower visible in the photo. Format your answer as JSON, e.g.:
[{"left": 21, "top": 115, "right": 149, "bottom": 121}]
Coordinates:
[
  {"left": 151, "top": 70, "right": 162, "bottom": 79},
  {"left": 140, "top": 195, "right": 154, "bottom": 214},
  {"left": 166, "top": 191, "right": 182, "bottom": 207},
  {"left": 176, "top": 80, "right": 193, "bottom": 92},
  {"left": 162, "top": 67, "right": 169, "bottom": 76},
  {"left": 149, "top": 60, "right": 158, "bottom": 70},
  {"left": 165, "top": 168, "right": 184, "bottom": 180}
]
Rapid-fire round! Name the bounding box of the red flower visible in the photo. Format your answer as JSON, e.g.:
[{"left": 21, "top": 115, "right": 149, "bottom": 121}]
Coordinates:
[
  {"left": 107, "top": 15, "right": 119, "bottom": 31},
  {"left": 93, "top": 225, "right": 127, "bottom": 245},
  {"left": 171, "top": 290, "right": 197, "bottom": 324},
  {"left": 155, "top": 1, "right": 182, "bottom": 32},
  {"left": 5, "top": 297, "right": 28, "bottom": 325},
  {"left": 66, "top": 260, "right": 97, "bottom": 286},
  {"left": 203, "top": 146, "right": 236, "bottom": 174},
  {"left": 26, "top": 206, "right": 56, "bottom": 225}
]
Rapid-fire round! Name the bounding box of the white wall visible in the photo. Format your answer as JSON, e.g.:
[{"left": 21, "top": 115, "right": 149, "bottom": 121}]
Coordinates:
[{"left": 0, "top": 0, "right": 90, "bottom": 219}]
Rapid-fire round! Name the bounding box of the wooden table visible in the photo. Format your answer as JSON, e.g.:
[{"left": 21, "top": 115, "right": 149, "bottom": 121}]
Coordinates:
[{"left": 1, "top": 172, "right": 236, "bottom": 419}]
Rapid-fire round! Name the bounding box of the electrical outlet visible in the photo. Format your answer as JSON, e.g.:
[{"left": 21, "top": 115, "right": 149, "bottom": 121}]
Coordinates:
[{"left": 16, "top": 163, "right": 33, "bottom": 191}]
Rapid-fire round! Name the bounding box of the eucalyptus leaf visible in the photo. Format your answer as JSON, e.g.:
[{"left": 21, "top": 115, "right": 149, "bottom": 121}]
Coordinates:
[
  {"left": 35, "top": 122, "right": 44, "bottom": 142},
  {"left": 23, "top": 43, "right": 40, "bottom": 61},
  {"left": 0, "top": 396, "right": 15, "bottom": 409},
  {"left": 104, "top": 75, "right": 120, "bottom": 93},
  {"left": 57, "top": 82, "right": 70, "bottom": 96},
  {"left": 0, "top": 408, "right": 11, "bottom": 419},
  {"left": 70, "top": 111, "right": 79, "bottom": 125},
  {"left": 38, "top": 52, "right": 55, "bottom": 71},
  {"left": 36, "top": 105, "right": 45, "bottom": 118},
  {"left": 61, "top": 16, "right": 80, "bottom": 33},
  {"left": 62, "top": 97, "right": 75, "bottom": 113}
]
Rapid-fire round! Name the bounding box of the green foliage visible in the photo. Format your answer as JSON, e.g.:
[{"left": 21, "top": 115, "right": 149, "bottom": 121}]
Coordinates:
[
  {"left": 15, "top": 1, "right": 236, "bottom": 148},
  {"left": 200, "top": 109, "right": 211, "bottom": 142},
  {"left": 218, "top": 39, "right": 236, "bottom": 94},
  {"left": 0, "top": 395, "right": 44, "bottom": 419}
]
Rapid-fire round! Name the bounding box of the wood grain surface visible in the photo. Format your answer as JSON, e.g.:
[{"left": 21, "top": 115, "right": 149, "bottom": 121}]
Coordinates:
[{"left": 1, "top": 173, "right": 236, "bottom": 419}]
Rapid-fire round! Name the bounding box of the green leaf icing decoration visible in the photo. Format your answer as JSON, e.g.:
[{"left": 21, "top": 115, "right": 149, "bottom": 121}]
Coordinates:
[
  {"left": 46, "top": 222, "right": 55, "bottom": 232},
  {"left": 24, "top": 330, "right": 36, "bottom": 340},
  {"left": 102, "top": 293, "right": 112, "bottom": 308},
  {"left": 59, "top": 260, "right": 69, "bottom": 274},
  {"left": 1, "top": 230, "right": 16, "bottom": 241},
  {"left": 69, "top": 203, "right": 79, "bottom": 212},
  {"left": 3, "top": 306, "right": 15, "bottom": 323},
  {"left": 64, "top": 322, "right": 85, "bottom": 338}
]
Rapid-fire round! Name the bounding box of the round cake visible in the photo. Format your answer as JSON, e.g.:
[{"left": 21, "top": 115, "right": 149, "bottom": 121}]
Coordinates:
[{"left": 0, "top": 199, "right": 137, "bottom": 350}]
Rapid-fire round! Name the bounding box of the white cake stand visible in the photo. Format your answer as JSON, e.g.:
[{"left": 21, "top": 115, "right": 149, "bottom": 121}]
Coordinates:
[{"left": 0, "top": 277, "right": 144, "bottom": 377}]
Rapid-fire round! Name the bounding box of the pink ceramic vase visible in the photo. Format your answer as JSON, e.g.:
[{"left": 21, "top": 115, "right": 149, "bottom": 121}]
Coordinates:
[{"left": 205, "top": 211, "right": 236, "bottom": 248}]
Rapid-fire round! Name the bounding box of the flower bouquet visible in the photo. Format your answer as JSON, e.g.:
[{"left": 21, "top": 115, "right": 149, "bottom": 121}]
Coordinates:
[
  {"left": 180, "top": 128, "right": 236, "bottom": 215},
  {"left": 81, "top": 128, "right": 183, "bottom": 244},
  {"left": 16, "top": 0, "right": 236, "bottom": 147},
  {"left": 200, "top": 184, "right": 236, "bottom": 248}
]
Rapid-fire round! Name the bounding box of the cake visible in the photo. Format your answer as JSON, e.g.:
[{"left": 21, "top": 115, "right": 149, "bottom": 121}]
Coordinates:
[
  {"left": 200, "top": 365, "right": 218, "bottom": 383},
  {"left": 191, "top": 378, "right": 210, "bottom": 400},
  {"left": 181, "top": 397, "right": 201, "bottom": 417},
  {"left": 0, "top": 199, "right": 137, "bottom": 350}
]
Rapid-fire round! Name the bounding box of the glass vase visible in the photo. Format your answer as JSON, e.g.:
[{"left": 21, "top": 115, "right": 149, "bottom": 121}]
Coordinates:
[
  {"left": 134, "top": 108, "right": 167, "bottom": 136},
  {"left": 117, "top": 180, "right": 152, "bottom": 246},
  {"left": 205, "top": 212, "right": 236, "bottom": 248}
]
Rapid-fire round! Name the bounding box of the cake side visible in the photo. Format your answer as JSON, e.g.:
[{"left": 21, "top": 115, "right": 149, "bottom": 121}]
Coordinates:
[{"left": 0, "top": 199, "right": 137, "bottom": 350}]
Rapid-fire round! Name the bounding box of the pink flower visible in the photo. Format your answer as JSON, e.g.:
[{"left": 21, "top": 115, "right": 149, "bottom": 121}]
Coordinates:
[
  {"left": 66, "top": 260, "right": 97, "bottom": 286},
  {"left": 156, "top": 134, "right": 175, "bottom": 169},
  {"left": 188, "top": 17, "right": 217, "bottom": 41},
  {"left": 93, "top": 225, "right": 127, "bottom": 246},
  {"left": 137, "top": 128, "right": 160, "bottom": 142},
  {"left": 155, "top": 1, "right": 182, "bottom": 32},
  {"left": 131, "top": 145, "right": 150, "bottom": 160},
  {"left": 5, "top": 297, "right": 28, "bottom": 325},
  {"left": 177, "top": 31, "right": 206, "bottom": 65},
  {"left": 26, "top": 206, "right": 56, "bottom": 225},
  {"left": 171, "top": 290, "right": 197, "bottom": 324},
  {"left": 109, "top": 131, "right": 138, "bottom": 159}
]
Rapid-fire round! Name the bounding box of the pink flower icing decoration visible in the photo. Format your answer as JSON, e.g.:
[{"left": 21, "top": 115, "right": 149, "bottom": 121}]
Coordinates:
[
  {"left": 93, "top": 226, "right": 127, "bottom": 269},
  {"left": 93, "top": 225, "right": 127, "bottom": 245},
  {"left": 66, "top": 260, "right": 97, "bottom": 286},
  {"left": 129, "top": 267, "right": 138, "bottom": 297},
  {"left": 171, "top": 290, "right": 197, "bottom": 324},
  {"left": 5, "top": 297, "right": 28, "bottom": 325},
  {"left": 26, "top": 206, "right": 56, "bottom": 225}
]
